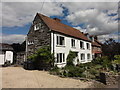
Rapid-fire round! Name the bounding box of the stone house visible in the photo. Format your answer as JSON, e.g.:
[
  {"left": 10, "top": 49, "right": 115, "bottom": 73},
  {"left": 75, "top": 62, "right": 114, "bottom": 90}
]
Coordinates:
[
  {"left": 0, "top": 43, "right": 14, "bottom": 65},
  {"left": 26, "top": 13, "right": 102, "bottom": 68},
  {"left": 84, "top": 33, "right": 102, "bottom": 59},
  {"left": 16, "top": 51, "right": 25, "bottom": 65}
]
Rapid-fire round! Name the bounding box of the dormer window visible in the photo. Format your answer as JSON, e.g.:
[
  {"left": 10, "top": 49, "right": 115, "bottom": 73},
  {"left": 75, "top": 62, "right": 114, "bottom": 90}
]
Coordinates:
[{"left": 34, "top": 23, "right": 41, "bottom": 30}]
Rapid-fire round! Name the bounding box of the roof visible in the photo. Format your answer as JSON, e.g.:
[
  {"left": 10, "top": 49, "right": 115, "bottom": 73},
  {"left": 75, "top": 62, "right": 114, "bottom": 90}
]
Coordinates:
[
  {"left": 37, "top": 13, "right": 90, "bottom": 42},
  {"left": 93, "top": 51, "right": 102, "bottom": 53},
  {"left": 0, "top": 43, "right": 13, "bottom": 51},
  {"left": 92, "top": 40, "right": 101, "bottom": 47}
]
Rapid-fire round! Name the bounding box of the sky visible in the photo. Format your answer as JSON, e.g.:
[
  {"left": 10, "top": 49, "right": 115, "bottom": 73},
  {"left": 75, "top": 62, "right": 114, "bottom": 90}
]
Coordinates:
[{"left": 0, "top": 1, "right": 119, "bottom": 44}]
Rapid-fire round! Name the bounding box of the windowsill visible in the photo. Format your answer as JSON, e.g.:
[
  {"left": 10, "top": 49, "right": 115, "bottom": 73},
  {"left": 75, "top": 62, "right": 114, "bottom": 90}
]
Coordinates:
[
  {"left": 56, "top": 45, "right": 65, "bottom": 47},
  {"left": 71, "top": 46, "right": 76, "bottom": 49},
  {"left": 81, "top": 60, "right": 85, "bottom": 62},
  {"left": 87, "top": 49, "right": 91, "bottom": 50},
  {"left": 80, "top": 48, "right": 85, "bottom": 50}
]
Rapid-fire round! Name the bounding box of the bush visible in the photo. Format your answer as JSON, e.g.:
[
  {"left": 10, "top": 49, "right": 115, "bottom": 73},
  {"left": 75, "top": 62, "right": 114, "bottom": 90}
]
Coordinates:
[
  {"left": 112, "top": 55, "right": 120, "bottom": 64},
  {"left": 27, "top": 46, "right": 54, "bottom": 70},
  {"left": 66, "top": 51, "right": 78, "bottom": 66}
]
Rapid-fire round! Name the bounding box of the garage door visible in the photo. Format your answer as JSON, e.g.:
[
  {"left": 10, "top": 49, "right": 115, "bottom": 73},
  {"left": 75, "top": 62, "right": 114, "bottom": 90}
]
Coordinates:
[{"left": 0, "top": 54, "right": 5, "bottom": 65}]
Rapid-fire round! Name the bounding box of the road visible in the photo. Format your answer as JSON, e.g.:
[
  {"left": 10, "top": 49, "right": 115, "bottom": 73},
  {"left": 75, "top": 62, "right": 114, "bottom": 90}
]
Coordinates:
[{"left": 2, "top": 67, "right": 93, "bottom": 88}]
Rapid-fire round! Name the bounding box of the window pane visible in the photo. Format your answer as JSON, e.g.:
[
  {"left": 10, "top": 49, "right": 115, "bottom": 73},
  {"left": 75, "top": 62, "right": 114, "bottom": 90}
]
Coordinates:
[
  {"left": 57, "top": 36, "right": 59, "bottom": 45},
  {"left": 81, "top": 53, "right": 85, "bottom": 60},
  {"left": 57, "top": 54, "right": 59, "bottom": 63},
  {"left": 87, "top": 54, "right": 90, "bottom": 59},
  {"left": 87, "top": 43, "right": 90, "bottom": 49},
  {"left": 63, "top": 54, "right": 65, "bottom": 62},
  {"left": 71, "top": 39, "right": 75, "bottom": 47},
  {"left": 80, "top": 41, "right": 83, "bottom": 48},
  {"left": 60, "top": 36, "right": 64, "bottom": 45},
  {"left": 60, "top": 53, "right": 62, "bottom": 63}
]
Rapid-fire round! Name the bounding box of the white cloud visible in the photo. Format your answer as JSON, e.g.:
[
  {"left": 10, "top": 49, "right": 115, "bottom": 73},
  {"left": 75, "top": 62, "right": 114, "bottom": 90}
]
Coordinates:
[
  {"left": 98, "top": 33, "right": 119, "bottom": 42},
  {"left": 1, "top": 34, "right": 26, "bottom": 44},
  {"left": 2, "top": 2, "right": 63, "bottom": 27},
  {"left": 64, "top": 2, "right": 118, "bottom": 35},
  {"left": 73, "top": 26, "right": 87, "bottom": 33}
]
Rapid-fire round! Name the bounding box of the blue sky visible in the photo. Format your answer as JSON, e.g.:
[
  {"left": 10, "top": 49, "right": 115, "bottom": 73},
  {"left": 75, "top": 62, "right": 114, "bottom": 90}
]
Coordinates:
[{"left": 1, "top": 2, "right": 119, "bottom": 44}]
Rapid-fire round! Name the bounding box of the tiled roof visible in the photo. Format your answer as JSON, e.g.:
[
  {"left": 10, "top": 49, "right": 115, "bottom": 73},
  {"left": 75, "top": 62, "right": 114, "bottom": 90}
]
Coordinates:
[
  {"left": 38, "top": 13, "right": 90, "bottom": 42},
  {"left": 92, "top": 40, "right": 101, "bottom": 47}
]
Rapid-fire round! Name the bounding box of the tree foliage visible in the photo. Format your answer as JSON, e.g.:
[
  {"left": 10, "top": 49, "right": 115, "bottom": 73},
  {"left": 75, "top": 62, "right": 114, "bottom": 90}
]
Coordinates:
[
  {"left": 28, "top": 46, "right": 54, "bottom": 70},
  {"left": 102, "top": 38, "right": 120, "bottom": 60},
  {"left": 11, "top": 41, "right": 26, "bottom": 53}
]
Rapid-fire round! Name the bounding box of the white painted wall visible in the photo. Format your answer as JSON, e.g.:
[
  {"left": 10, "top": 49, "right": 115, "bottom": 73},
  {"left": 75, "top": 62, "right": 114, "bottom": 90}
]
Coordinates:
[
  {"left": 0, "top": 54, "right": 5, "bottom": 65},
  {"left": 5, "top": 51, "right": 13, "bottom": 64},
  {"left": 51, "top": 32, "right": 92, "bottom": 68},
  {"left": 0, "top": 51, "right": 13, "bottom": 65}
]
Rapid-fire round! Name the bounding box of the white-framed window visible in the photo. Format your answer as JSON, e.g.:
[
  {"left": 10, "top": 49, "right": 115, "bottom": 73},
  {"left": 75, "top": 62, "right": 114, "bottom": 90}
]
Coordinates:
[
  {"left": 86, "top": 43, "right": 90, "bottom": 49},
  {"left": 28, "top": 41, "right": 34, "bottom": 45},
  {"left": 56, "top": 53, "right": 65, "bottom": 63},
  {"left": 57, "top": 36, "right": 65, "bottom": 46},
  {"left": 87, "top": 53, "right": 91, "bottom": 60},
  {"left": 80, "top": 41, "right": 84, "bottom": 49},
  {"left": 71, "top": 39, "right": 75, "bottom": 47},
  {"left": 81, "top": 53, "right": 85, "bottom": 62},
  {"left": 34, "top": 23, "right": 41, "bottom": 30}
]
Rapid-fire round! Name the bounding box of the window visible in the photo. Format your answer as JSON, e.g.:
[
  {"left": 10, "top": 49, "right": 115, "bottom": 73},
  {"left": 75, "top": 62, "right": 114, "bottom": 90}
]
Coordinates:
[
  {"left": 87, "top": 54, "right": 90, "bottom": 59},
  {"left": 80, "top": 41, "right": 84, "bottom": 49},
  {"left": 71, "top": 39, "right": 75, "bottom": 47},
  {"left": 86, "top": 43, "right": 90, "bottom": 49},
  {"left": 28, "top": 41, "right": 34, "bottom": 45},
  {"left": 57, "top": 36, "right": 65, "bottom": 46},
  {"left": 56, "top": 53, "right": 65, "bottom": 63},
  {"left": 34, "top": 23, "right": 41, "bottom": 30},
  {"left": 81, "top": 53, "right": 85, "bottom": 62}
]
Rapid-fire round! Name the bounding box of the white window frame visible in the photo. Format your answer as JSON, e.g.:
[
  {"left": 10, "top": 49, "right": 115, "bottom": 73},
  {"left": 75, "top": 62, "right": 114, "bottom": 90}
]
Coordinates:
[
  {"left": 56, "top": 53, "right": 65, "bottom": 63},
  {"left": 28, "top": 41, "right": 34, "bottom": 45},
  {"left": 81, "top": 53, "right": 85, "bottom": 62},
  {"left": 34, "top": 23, "right": 41, "bottom": 30},
  {"left": 80, "top": 41, "right": 84, "bottom": 49},
  {"left": 86, "top": 43, "right": 90, "bottom": 50},
  {"left": 71, "top": 39, "right": 75, "bottom": 48},
  {"left": 56, "top": 35, "right": 65, "bottom": 46},
  {"left": 87, "top": 53, "right": 91, "bottom": 60}
]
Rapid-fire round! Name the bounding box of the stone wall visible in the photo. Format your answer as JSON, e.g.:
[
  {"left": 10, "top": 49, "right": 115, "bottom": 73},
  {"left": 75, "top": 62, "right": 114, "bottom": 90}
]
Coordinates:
[
  {"left": 27, "top": 14, "right": 51, "bottom": 57},
  {"left": 100, "top": 72, "right": 120, "bottom": 87}
]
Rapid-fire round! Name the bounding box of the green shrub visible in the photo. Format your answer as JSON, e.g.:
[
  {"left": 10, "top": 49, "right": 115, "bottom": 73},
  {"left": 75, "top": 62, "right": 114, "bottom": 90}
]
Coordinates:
[
  {"left": 27, "top": 46, "right": 54, "bottom": 70},
  {"left": 66, "top": 51, "right": 78, "bottom": 66},
  {"left": 112, "top": 55, "right": 120, "bottom": 64}
]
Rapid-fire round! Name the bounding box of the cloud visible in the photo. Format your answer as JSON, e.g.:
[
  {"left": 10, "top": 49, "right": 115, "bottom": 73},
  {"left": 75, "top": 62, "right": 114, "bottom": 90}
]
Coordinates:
[
  {"left": 2, "top": 2, "right": 63, "bottom": 27},
  {"left": 73, "top": 26, "right": 87, "bottom": 33},
  {"left": 64, "top": 2, "right": 118, "bottom": 35},
  {"left": 98, "top": 33, "right": 119, "bottom": 42},
  {"left": 1, "top": 34, "right": 26, "bottom": 44}
]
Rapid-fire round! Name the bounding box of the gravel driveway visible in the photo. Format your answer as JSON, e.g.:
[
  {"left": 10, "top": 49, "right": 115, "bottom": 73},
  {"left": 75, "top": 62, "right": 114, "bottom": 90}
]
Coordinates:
[{"left": 1, "top": 67, "right": 94, "bottom": 88}]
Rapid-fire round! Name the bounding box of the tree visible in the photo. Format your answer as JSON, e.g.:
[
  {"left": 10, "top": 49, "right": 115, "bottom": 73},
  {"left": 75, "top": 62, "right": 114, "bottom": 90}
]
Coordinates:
[{"left": 102, "top": 38, "right": 120, "bottom": 60}]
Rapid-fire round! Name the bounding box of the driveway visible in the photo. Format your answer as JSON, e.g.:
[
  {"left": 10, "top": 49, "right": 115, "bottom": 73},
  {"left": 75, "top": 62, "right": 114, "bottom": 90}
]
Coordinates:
[{"left": 2, "top": 67, "right": 93, "bottom": 88}]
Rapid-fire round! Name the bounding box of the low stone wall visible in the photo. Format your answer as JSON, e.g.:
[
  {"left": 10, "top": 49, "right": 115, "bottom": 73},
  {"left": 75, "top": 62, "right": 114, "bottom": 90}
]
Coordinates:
[{"left": 100, "top": 72, "right": 120, "bottom": 86}]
